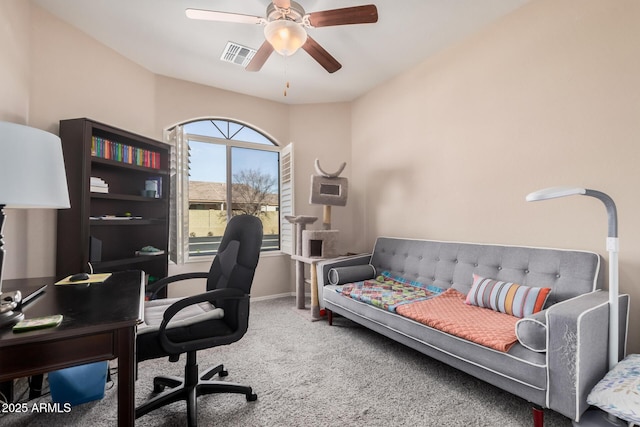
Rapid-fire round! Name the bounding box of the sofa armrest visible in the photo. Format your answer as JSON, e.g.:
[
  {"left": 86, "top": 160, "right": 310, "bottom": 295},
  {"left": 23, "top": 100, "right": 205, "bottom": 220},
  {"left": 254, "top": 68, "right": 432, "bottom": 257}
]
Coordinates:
[
  {"left": 546, "top": 290, "right": 630, "bottom": 422},
  {"left": 316, "top": 254, "right": 373, "bottom": 287}
]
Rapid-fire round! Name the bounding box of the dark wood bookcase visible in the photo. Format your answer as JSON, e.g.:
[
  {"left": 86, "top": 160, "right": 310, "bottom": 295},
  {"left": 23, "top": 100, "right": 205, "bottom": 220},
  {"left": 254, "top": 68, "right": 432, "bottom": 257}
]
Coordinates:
[{"left": 56, "top": 118, "right": 170, "bottom": 294}]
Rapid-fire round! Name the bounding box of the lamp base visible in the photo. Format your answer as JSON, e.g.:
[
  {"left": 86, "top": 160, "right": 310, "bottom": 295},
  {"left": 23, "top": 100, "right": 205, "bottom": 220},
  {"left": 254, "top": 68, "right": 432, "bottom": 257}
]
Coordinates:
[
  {"left": 0, "top": 309, "right": 23, "bottom": 328},
  {"left": 572, "top": 409, "right": 626, "bottom": 427}
]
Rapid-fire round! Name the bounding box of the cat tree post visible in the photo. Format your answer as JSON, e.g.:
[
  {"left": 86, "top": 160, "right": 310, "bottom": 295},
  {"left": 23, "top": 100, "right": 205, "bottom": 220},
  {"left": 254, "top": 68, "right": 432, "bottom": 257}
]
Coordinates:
[
  {"left": 285, "top": 215, "right": 317, "bottom": 309},
  {"left": 323, "top": 205, "right": 331, "bottom": 230}
]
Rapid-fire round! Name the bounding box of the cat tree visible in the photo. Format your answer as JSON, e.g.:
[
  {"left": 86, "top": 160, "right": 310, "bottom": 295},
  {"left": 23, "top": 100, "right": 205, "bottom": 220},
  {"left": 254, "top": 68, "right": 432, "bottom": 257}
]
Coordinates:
[{"left": 287, "top": 159, "right": 348, "bottom": 319}]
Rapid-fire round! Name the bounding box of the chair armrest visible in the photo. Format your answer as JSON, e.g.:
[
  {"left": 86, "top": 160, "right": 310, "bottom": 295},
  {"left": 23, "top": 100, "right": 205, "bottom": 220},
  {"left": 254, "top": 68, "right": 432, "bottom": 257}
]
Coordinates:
[
  {"left": 546, "top": 290, "right": 630, "bottom": 422},
  {"left": 316, "top": 254, "right": 372, "bottom": 287},
  {"left": 158, "top": 287, "right": 248, "bottom": 354},
  {"left": 147, "top": 272, "right": 210, "bottom": 299}
]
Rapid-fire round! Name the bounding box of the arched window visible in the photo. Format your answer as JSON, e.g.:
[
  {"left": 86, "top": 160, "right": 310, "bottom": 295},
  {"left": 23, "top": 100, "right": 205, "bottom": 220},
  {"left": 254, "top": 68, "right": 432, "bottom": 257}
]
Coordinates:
[{"left": 167, "top": 119, "right": 293, "bottom": 262}]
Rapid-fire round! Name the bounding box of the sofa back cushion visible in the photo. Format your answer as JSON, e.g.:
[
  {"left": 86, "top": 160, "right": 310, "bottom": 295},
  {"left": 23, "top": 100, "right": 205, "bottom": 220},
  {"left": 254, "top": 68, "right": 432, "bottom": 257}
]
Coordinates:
[{"left": 369, "top": 238, "right": 601, "bottom": 306}]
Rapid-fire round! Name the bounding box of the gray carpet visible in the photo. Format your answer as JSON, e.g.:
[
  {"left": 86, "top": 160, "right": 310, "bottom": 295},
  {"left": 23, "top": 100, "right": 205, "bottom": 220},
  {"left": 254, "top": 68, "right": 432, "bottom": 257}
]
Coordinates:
[{"left": 1, "top": 296, "right": 572, "bottom": 426}]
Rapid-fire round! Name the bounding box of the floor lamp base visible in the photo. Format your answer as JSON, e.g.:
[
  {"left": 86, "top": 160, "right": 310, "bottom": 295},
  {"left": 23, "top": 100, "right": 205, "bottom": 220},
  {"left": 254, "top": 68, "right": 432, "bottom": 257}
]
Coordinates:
[{"left": 572, "top": 409, "right": 626, "bottom": 427}]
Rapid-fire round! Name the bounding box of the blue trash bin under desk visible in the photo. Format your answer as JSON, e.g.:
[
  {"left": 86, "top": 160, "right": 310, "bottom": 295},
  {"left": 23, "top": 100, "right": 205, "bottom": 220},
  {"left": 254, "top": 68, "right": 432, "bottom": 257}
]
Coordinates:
[{"left": 48, "top": 361, "right": 108, "bottom": 406}]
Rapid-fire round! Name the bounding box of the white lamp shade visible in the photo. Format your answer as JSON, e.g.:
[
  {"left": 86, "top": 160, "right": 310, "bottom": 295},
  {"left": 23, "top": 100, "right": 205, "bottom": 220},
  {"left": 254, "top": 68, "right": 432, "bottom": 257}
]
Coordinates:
[
  {"left": 264, "top": 20, "right": 308, "bottom": 56},
  {"left": 526, "top": 186, "right": 586, "bottom": 202},
  {"left": 0, "top": 122, "right": 70, "bottom": 209}
]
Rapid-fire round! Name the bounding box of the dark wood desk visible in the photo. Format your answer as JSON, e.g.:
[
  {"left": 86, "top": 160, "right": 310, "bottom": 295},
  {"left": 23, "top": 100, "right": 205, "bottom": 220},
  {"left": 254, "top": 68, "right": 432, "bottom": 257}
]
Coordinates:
[{"left": 0, "top": 271, "right": 144, "bottom": 426}]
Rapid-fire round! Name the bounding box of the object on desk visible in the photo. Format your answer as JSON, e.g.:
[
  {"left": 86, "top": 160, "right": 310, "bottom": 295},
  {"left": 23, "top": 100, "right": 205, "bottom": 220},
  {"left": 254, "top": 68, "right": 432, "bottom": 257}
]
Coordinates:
[
  {"left": 19, "top": 284, "right": 47, "bottom": 307},
  {"left": 49, "top": 361, "right": 108, "bottom": 406},
  {"left": 1, "top": 289, "right": 22, "bottom": 306},
  {"left": 12, "top": 314, "right": 63, "bottom": 333},
  {"left": 69, "top": 272, "right": 90, "bottom": 282},
  {"left": 135, "top": 245, "right": 164, "bottom": 256},
  {"left": 55, "top": 273, "right": 112, "bottom": 285}
]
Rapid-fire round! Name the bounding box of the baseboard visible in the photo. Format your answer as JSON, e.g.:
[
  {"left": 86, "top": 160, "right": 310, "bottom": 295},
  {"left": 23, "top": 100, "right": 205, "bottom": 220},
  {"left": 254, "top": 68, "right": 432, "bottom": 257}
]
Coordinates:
[
  {"left": 251, "top": 292, "right": 293, "bottom": 302},
  {"left": 251, "top": 292, "right": 312, "bottom": 302}
]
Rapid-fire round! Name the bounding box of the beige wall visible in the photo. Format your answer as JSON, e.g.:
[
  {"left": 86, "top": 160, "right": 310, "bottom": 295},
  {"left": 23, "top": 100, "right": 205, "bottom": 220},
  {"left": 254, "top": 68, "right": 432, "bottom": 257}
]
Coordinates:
[
  {"left": 289, "top": 103, "right": 354, "bottom": 255},
  {"left": 0, "top": 0, "right": 30, "bottom": 123},
  {"left": 351, "top": 0, "right": 640, "bottom": 352},
  {"left": 28, "top": 5, "right": 156, "bottom": 137}
]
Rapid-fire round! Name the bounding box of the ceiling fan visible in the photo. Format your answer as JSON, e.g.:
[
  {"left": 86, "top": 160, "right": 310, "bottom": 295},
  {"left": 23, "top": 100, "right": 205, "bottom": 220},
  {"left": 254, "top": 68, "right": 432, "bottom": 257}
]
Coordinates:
[{"left": 186, "top": 1, "right": 378, "bottom": 73}]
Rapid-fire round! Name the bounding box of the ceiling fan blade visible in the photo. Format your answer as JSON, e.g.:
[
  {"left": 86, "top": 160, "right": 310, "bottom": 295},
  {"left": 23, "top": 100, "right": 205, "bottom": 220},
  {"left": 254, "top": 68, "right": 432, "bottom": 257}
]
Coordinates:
[
  {"left": 245, "top": 41, "right": 274, "bottom": 72},
  {"left": 307, "top": 5, "right": 378, "bottom": 28},
  {"left": 185, "top": 8, "right": 265, "bottom": 25},
  {"left": 273, "top": 0, "right": 291, "bottom": 9},
  {"left": 302, "top": 36, "right": 342, "bottom": 73}
]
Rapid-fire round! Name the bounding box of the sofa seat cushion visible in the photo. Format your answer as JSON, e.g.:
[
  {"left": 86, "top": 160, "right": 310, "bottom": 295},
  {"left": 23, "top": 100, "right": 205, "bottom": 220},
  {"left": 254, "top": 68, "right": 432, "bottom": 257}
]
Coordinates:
[
  {"left": 397, "top": 288, "right": 518, "bottom": 352},
  {"left": 324, "top": 285, "right": 548, "bottom": 391}
]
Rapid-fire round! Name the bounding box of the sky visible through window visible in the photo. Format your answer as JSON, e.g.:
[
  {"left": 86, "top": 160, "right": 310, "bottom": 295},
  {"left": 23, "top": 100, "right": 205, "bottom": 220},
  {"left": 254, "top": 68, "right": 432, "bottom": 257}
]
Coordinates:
[{"left": 184, "top": 120, "right": 278, "bottom": 183}]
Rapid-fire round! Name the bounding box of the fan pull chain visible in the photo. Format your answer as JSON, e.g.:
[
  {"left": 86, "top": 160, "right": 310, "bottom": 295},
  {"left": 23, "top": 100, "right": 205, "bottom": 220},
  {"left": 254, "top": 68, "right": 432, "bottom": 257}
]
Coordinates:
[{"left": 283, "top": 56, "right": 289, "bottom": 97}]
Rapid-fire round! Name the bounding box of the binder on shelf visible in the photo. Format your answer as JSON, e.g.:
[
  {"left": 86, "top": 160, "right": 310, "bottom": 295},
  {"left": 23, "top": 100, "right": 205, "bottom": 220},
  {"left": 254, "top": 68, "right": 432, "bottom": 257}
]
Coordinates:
[{"left": 90, "top": 236, "right": 102, "bottom": 262}]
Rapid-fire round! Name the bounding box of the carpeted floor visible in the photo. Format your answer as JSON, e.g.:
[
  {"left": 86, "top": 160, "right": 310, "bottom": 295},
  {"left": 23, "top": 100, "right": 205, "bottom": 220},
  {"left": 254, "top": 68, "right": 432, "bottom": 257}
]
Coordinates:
[{"left": 1, "top": 296, "right": 572, "bottom": 426}]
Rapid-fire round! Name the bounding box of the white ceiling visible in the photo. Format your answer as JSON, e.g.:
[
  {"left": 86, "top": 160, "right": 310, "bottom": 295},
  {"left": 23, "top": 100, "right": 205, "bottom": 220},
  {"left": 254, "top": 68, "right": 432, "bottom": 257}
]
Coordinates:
[{"left": 33, "top": 0, "right": 529, "bottom": 104}]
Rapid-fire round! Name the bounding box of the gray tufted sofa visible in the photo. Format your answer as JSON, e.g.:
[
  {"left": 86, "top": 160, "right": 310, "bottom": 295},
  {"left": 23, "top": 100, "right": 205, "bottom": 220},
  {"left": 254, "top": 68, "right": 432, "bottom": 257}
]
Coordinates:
[{"left": 319, "top": 237, "right": 630, "bottom": 426}]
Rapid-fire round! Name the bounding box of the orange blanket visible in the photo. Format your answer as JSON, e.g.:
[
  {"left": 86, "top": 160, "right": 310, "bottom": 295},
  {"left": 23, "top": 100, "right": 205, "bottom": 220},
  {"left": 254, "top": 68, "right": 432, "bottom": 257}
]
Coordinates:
[{"left": 395, "top": 288, "right": 518, "bottom": 352}]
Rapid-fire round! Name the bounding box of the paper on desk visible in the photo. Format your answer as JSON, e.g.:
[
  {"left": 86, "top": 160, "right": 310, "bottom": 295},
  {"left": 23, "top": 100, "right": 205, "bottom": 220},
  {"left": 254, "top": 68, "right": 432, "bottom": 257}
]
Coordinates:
[{"left": 55, "top": 273, "right": 112, "bottom": 285}]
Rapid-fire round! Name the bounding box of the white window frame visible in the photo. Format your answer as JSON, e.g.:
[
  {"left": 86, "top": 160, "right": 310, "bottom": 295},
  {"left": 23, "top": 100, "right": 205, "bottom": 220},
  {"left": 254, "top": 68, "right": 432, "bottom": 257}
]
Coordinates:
[{"left": 166, "top": 121, "right": 293, "bottom": 264}]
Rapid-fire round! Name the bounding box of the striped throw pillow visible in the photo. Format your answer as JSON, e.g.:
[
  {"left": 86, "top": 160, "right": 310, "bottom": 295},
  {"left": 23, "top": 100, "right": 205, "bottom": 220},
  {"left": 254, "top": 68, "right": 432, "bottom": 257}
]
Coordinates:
[{"left": 465, "top": 274, "right": 551, "bottom": 318}]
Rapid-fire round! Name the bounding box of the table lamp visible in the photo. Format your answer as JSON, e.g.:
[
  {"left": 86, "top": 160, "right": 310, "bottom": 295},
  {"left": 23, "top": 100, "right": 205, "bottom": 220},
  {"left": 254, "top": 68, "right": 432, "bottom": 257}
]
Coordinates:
[{"left": 0, "top": 122, "right": 70, "bottom": 327}]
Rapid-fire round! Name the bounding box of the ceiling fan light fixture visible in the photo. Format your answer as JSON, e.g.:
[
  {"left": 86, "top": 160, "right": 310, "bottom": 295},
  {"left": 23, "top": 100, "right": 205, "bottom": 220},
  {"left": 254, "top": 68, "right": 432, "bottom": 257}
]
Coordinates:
[{"left": 264, "top": 20, "right": 307, "bottom": 56}]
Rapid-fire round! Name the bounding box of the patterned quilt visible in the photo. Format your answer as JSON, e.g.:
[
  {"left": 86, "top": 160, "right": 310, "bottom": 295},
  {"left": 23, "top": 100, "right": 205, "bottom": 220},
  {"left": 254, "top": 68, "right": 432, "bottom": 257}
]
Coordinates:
[
  {"left": 396, "top": 288, "right": 519, "bottom": 352},
  {"left": 339, "top": 272, "right": 444, "bottom": 313}
]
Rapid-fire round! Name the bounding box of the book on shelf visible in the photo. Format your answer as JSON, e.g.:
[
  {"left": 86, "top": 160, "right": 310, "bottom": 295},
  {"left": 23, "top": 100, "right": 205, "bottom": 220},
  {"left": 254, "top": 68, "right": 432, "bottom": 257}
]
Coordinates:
[
  {"left": 90, "top": 177, "right": 108, "bottom": 193},
  {"left": 90, "top": 186, "right": 109, "bottom": 193},
  {"left": 90, "top": 177, "right": 108, "bottom": 186}
]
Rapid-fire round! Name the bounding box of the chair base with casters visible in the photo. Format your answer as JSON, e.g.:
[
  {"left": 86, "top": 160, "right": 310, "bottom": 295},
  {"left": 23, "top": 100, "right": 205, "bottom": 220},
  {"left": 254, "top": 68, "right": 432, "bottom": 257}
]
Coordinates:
[{"left": 136, "top": 351, "right": 257, "bottom": 425}]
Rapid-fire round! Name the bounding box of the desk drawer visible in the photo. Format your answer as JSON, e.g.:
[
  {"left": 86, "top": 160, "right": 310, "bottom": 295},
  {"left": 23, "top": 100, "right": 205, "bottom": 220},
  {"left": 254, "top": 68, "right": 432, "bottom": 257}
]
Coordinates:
[{"left": 0, "top": 332, "right": 115, "bottom": 381}]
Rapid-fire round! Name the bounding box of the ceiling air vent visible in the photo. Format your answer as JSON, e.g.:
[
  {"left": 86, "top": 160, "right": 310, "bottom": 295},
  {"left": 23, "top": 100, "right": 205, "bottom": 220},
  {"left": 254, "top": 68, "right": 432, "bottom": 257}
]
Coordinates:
[{"left": 220, "top": 42, "right": 256, "bottom": 67}]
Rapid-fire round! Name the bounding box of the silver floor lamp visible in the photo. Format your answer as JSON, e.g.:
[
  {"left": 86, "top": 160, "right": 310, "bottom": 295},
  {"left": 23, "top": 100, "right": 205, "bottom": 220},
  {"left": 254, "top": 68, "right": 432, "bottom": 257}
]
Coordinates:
[{"left": 526, "top": 186, "right": 623, "bottom": 426}]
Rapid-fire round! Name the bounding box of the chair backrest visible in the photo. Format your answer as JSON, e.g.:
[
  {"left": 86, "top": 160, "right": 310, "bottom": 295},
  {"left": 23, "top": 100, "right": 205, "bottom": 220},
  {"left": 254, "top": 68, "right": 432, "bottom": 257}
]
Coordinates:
[{"left": 206, "top": 214, "right": 263, "bottom": 295}]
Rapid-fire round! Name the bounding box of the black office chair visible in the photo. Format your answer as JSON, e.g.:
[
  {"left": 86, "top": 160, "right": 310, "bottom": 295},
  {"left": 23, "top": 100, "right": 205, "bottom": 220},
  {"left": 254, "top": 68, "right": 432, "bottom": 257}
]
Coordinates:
[{"left": 135, "top": 214, "right": 263, "bottom": 426}]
